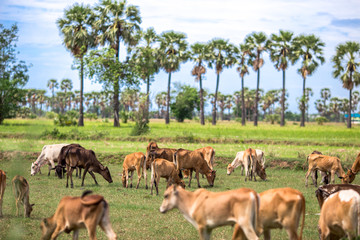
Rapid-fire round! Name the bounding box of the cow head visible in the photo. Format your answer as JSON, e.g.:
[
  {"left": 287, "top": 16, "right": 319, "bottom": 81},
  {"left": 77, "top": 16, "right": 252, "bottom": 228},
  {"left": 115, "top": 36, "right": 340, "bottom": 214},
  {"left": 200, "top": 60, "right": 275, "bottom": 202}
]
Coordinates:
[
  {"left": 40, "top": 218, "right": 55, "bottom": 240},
  {"left": 226, "top": 164, "right": 234, "bottom": 175},
  {"left": 257, "top": 166, "right": 267, "bottom": 181},
  {"left": 206, "top": 170, "right": 216, "bottom": 187},
  {"left": 342, "top": 169, "right": 355, "bottom": 184},
  {"left": 121, "top": 171, "right": 126, "bottom": 187},
  {"left": 31, "top": 162, "right": 40, "bottom": 176},
  {"left": 160, "top": 185, "right": 179, "bottom": 214},
  {"left": 26, "top": 203, "right": 34, "bottom": 218},
  {"left": 55, "top": 165, "right": 64, "bottom": 179},
  {"left": 101, "top": 166, "right": 113, "bottom": 183}
]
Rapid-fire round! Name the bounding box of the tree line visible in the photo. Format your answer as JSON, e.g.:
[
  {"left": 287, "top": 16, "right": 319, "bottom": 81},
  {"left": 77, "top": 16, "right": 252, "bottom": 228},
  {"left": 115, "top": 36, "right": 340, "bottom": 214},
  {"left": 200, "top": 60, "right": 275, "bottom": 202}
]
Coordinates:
[{"left": 1, "top": 0, "right": 360, "bottom": 128}]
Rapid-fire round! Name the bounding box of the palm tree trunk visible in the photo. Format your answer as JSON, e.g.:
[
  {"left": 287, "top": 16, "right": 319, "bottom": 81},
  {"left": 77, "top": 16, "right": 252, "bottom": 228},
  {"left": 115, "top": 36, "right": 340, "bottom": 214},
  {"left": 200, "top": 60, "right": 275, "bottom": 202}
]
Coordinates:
[
  {"left": 280, "top": 69, "right": 285, "bottom": 126},
  {"left": 241, "top": 76, "right": 246, "bottom": 126},
  {"left": 165, "top": 72, "right": 171, "bottom": 124},
  {"left": 348, "top": 88, "right": 352, "bottom": 128},
  {"left": 78, "top": 57, "right": 84, "bottom": 127},
  {"left": 254, "top": 68, "right": 260, "bottom": 126},
  {"left": 199, "top": 75, "right": 205, "bottom": 125},
  {"left": 113, "top": 79, "right": 120, "bottom": 127},
  {"left": 212, "top": 73, "right": 220, "bottom": 125},
  {"left": 145, "top": 76, "right": 150, "bottom": 123},
  {"left": 300, "top": 77, "right": 306, "bottom": 127},
  {"left": 52, "top": 89, "right": 55, "bottom": 111}
]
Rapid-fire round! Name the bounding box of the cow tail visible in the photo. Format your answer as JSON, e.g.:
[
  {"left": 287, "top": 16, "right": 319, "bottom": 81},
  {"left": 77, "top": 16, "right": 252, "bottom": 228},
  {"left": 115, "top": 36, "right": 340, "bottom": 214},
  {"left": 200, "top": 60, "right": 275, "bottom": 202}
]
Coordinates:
[
  {"left": 211, "top": 149, "right": 215, "bottom": 169},
  {"left": 298, "top": 194, "right": 306, "bottom": 240},
  {"left": 151, "top": 161, "right": 156, "bottom": 189}
]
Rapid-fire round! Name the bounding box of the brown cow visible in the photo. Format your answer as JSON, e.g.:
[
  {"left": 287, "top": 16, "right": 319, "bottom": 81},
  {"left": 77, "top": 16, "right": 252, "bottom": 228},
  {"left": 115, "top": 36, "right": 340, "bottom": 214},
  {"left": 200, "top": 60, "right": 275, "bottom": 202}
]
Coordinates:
[
  {"left": 12, "top": 175, "right": 34, "bottom": 217},
  {"left": 58, "top": 147, "right": 112, "bottom": 188},
  {"left": 305, "top": 154, "right": 346, "bottom": 187},
  {"left": 174, "top": 148, "right": 216, "bottom": 188},
  {"left": 160, "top": 186, "right": 260, "bottom": 240},
  {"left": 315, "top": 184, "right": 360, "bottom": 209},
  {"left": 343, "top": 152, "right": 360, "bottom": 183},
  {"left": 55, "top": 143, "right": 84, "bottom": 179},
  {"left": 318, "top": 189, "right": 360, "bottom": 240},
  {"left": 234, "top": 187, "right": 305, "bottom": 240},
  {"left": 122, "top": 152, "right": 147, "bottom": 189},
  {"left": 0, "top": 170, "right": 6, "bottom": 217},
  {"left": 145, "top": 142, "right": 177, "bottom": 168},
  {"left": 40, "top": 190, "right": 116, "bottom": 240},
  {"left": 150, "top": 158, "right": 185, "bottom": 195}
]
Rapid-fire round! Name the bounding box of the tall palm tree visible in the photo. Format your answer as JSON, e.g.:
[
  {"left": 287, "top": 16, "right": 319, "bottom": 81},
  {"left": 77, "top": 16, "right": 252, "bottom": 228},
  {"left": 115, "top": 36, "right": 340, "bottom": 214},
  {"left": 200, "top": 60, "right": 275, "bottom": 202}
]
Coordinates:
[
  {"left": 293, "top": 34, "right": 325, "bottom": 127},
  {"left": 234, "top": 43, "right": 250, "bottom": 126},
  {"left": 158, "top": 30, "right": 188, "bottom": 124},
  {"left": 332, "top": 41, "right": 360, "bottom": 128},
  {"left": 57, "top": 3, "right": 95, "bottom": 126},
  {"left": 268, "top": 30, "right": 296, "bottom": 126},
  {"left": 320, "top": 88, "right": 331, "bottom": 117},
  {"left": 245, "top": 32, "right": 269, "bottom": 126},
  {"left": 47, "top": 79, "right": 58, "bottom": 111},
  {"left": 155, "top": 91, "right": 167, "bottom": 118},
  {"left": 60, "top": 78, "right": 73, "bottom": 95},
  {"left": 131, "top": 28, "right": 160, "bottom": 122},
  {"left": 190, "top": 42, "right": 211, "bottom": 125},
  {"left": 329, "top": 97, "right": 341, "bottom": 122},
  {"left": 208, "top": 38, "right": 236, "bottom": 125},
  {"left": 94, "top": 0, "right": 141, "bottom": 127}
]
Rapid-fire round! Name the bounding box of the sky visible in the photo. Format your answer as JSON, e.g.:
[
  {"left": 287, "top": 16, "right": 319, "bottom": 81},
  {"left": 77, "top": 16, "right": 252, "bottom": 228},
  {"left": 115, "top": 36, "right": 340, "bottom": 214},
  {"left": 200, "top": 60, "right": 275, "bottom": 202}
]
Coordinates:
[{"left": 1, "top": 0, "right": 360, "bottom": 114}]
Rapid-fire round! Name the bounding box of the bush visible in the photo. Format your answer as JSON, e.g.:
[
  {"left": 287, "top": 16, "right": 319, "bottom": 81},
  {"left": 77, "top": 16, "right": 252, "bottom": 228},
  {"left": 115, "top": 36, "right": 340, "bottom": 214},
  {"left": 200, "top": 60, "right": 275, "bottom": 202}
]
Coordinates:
[
  {"left": 121, "top": 111, "right": 129, "bottom": 123},
  {"left": 315, "top": 116, "right": 328, "bottom": 125},
  {"left": 84, "top": 113, "right": 98, "bottom": 120},
  {"left": 46, "top": 111, "right": 56, "bottom": 119},
  {"left": 54, "top": 113, "right": 77, "bottom": 126},
  {"left": 265, "top": 114, "right": 280, "bottom": 124},
  {"left": 41, "top": 128, "right": 66, "bottom": 139}
]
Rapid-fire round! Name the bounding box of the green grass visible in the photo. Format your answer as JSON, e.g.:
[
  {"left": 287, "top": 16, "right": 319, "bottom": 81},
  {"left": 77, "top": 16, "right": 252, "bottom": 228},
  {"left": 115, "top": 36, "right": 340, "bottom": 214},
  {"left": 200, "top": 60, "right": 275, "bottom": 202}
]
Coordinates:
[{"left": 0, "top": 118, "right": 360, "bottom": 239}]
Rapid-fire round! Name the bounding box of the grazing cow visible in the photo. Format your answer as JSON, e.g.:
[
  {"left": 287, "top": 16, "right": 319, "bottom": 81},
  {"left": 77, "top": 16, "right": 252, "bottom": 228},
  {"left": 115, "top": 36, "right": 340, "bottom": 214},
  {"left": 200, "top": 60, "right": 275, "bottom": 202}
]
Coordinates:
[
  {"left": 122, "top": 152, "right": 147, "bottom": 189},
  {"left": 12, "top": 175, "right": 34, "bottom": 217},
  {"left": 150, "top": 158, "right": 185, "bottom": 195},
  {"left": 227, "top": 149, "right": 266, "bottom": 176},
  {"left": 160, "top": 186, "right": 260, "bottom": 240},
  {"left": 174, "top": 149, "right": 216, "bottom": 188},
  {"left": 58, "top": 147, "right": 112, "bottom": 188},
  {"left": 305, "top": 154, "right": 346, "bottom": 187},
  {"left": 234, "top": 187, "right": 305, "bottom": 240},
  {"left": 343, "top": 152, "right": 360, "bottom": 183},
  {"left": 315, "top": 184, "right": 360, "bottom": 209},
  {"left": 318, "top": 189, "right": 360, "bottom": 240},
  {"left": 309, "top": 151, "right": 329, "bottom": 185},
  {"left": 40, "top": 190, "right": 117, "bottom": 240},
  {"left": 31, "top": 143, "right": 68, "bottom": 176},
  {"left": 242, "top": 148, "right": 259, "bottom": 181},
  {"left": 55, "top": 144, "right": 84, "bottom": 179},
  {"left": 0, "top": 170, "right": 6, "bottom": 217}
]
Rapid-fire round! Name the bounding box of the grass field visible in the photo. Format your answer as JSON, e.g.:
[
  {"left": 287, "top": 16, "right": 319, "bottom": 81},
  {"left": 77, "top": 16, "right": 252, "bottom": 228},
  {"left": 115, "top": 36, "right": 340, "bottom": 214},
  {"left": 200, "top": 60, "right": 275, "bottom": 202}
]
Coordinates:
[{"left": 0, "top": 118, "right": 359, "bottom": 239}]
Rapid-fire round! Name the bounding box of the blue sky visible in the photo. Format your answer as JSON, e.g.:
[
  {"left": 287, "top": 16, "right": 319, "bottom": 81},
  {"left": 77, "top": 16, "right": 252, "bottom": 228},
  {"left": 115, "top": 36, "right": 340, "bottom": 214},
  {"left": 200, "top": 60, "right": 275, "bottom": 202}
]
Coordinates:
[{"left": 1, "top": 0, "right": 360, "bottom": 113}]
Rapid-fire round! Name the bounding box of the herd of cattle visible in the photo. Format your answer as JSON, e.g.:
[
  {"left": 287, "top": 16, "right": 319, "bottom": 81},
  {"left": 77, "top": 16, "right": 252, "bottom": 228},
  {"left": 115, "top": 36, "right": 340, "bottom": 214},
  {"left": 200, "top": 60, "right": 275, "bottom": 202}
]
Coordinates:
[{"left": 0, "top": 142, "right": 360, "bottom": 239}]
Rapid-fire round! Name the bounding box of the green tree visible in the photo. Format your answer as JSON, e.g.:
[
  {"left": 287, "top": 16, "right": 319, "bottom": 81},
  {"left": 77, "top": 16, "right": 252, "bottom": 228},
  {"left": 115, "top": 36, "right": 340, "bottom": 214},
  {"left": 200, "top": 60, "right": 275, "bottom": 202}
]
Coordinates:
[
  {"left": 245, "top": 32, "right": 269, "bottom": 126},
  {"left": 57, "top": 3, "right": 95, "bottom": 126},
  {"left": 329, "top": 97, "right": 342, "bottom": 122},
  {"left": 332, "top": 41, "right": 360, "bottom": 128},
  {"left": 234, "top": 43, "right": 250, "bottom": 125},
  {"left": 158, "top": 31, "right": 188, "bottom": 124},
  {"left": 190, "top": 42, "right": 211, "bottom": 125},
  {"left": 268, "top": 30, "right": 296, "bottom": 126},
  {"left": 170, "top": 84, "right": 199, "bottom": 122},
  {"left": 47, "top": 79, "right": 59, "bottom": 111},
  {"left": 207, "top": 38, "right": 236, "bottom": 125},
  {"left": 94, "top": 0, "right": 141, "bottom": 127},
  {"left": 293, "top": 34, "right": 325, "bottom": 127},
  {"left": 0, "top": 24, "right": 29, "bottom": 124}
]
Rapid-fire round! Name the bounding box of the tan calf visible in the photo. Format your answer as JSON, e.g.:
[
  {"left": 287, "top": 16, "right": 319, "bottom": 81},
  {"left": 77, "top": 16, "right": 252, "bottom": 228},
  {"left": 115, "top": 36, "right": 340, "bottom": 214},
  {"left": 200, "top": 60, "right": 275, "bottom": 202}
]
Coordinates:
[
  {"left": 343, "top": 152, "right": 360, "bottom": 183},
  {"left": 12, "top": 175, "right": 34, "bottom": 217},
  {"left": 122, "top": 152, "right": 147, "bottom": 189},
  {"left": 174, "top": 149, "right": 216, "bottom": 188},
  {"left": 305, "top": 154, "right": 346, "bottom": 187},
  {"left": 40, "top": 190, "right": 116, "bottom": 240},
  {"left": 150, "top": 158, "right": 185, "bottom": 195},
  {"left": 0, "top": 170, "right": 6, "bottom": 217},
  {"left": 160, "top": 186, "right": 260, "bottom": 240},
  {"left": 318, "top": 189, "right": 360, "bottom": 240}
]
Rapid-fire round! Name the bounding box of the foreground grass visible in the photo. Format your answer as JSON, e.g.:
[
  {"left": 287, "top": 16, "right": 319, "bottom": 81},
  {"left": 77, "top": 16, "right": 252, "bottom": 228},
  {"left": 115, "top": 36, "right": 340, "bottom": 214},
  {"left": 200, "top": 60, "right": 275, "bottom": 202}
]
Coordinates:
[{"left": 0, "top": 119, "right": 360, "bottom": 239}]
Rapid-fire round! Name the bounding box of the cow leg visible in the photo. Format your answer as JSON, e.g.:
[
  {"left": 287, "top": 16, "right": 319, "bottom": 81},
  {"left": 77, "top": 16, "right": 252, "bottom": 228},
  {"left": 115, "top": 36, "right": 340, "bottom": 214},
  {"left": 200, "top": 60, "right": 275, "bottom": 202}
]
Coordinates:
[
  {"left": 143, "top": 158, "right": 148, "bottom": 189},
  {"left": 15, "top": 198, "right": 20, "bottom": 216},
  {"left": 48, "top": 165, "right": 51, "bottom": 176},
  {"left": 241, "top": 165, "right": 244, "bottom": 176},
  {"left": 86, "top": 222, "right": 97, "bottom": 240},
  {"left": 73, "top": 229, "right": 79, "bottom": 240},
  {"left": 129, "top": 171, "right": 134, "bottom": 188},
  {"left": 263, "top": 229, "right": 271, "bottom": 240},
  {"left": 155, "top": 174, "right": 160, "bottom": 195},
  {"left": 136, "top": 166, "right": 142, "bottom": 189},
  {"left": 232, "top": 224, "right": 246, "bottom": 240},
  {"left": 50, "top": 225, "right": 64, "bottom": 240},
  {"left": 66, "top": 165, "right": 70, "bottom": 188},
  {"left": 196, "top": 170, "right": 201, "bottom": 188},
  {"left": 311, "top": 171, "right": 318, "bottom": 187},
  {"left": 188, "top": 169, "right": 193, "bottom": 188},
  {"left": 78, "top": 168, "right": 82, "bottom": 179},
  {"left": 68, "top": 168, "right": 74, "bottom": 188},
  {"left": 99, "top": 210, "right": 117, "bottom": 240},
  {"left": 305, "top": 168, "right": 312, "bottom": 187},
  {"left": 244, "top": 164, "right": 249, "bottom": 182},
  {"left": 285, "top": 227, "right": 298, "bottom": 240},
  {"left": 237, "top": 224, "right": 259, "bottom": 240},
  {"left": 88, "top": 171, "right": 98, "bottom": 185},
  {"left": 198, "top": 226, "right": 211, "bottom": 240},
  {"left": 75, "top": 167, "right": 78, "bottom": 178},
  {"left": 330, "top": 170, "right": 335, "bottom": 184},
  {"left": 125, "top": 170, "right": 129, "bottom": 188}
]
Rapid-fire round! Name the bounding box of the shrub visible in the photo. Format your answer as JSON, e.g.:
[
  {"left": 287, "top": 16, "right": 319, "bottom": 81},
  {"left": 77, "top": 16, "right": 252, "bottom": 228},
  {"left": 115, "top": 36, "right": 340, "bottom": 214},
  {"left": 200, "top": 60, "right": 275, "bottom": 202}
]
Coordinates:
[
  {"left": 265, "top": 114, "right": 280, "bottom": 124},
  {"left": 41, "top": 128, "right": 66, "bottom": 139},
  {"left": 54, "top": 113, "right": 77, "bottom": 126},
  {"left": 46, "top": 111, "right": 56, "bottom": 119},
  {"left": 315, "top": 116, "right": 328, "bottom": 125},
  {"left": 84, "top": 113, "right": 98, "bottom": 120},
  {"left": 121, "top": 111, "right": 129, "bottom": 123}
]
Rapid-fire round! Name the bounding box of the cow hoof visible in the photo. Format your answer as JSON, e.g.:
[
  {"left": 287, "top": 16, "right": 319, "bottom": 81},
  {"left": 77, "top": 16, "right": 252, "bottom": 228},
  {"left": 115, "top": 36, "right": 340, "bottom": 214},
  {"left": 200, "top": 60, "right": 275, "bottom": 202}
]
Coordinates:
[{"left": 145, "top": 186, "right": 148, "bottom": 190}]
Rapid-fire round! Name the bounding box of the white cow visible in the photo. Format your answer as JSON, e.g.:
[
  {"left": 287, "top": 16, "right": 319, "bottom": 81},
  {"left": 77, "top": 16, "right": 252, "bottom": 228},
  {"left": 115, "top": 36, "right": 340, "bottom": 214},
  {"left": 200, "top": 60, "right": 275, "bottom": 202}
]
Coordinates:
[
  {"left": 227, "top": 149, "right": 265, "bottom": 175},
  {"left": 31, "top": 144, "right": 68, "bottom": 176}
]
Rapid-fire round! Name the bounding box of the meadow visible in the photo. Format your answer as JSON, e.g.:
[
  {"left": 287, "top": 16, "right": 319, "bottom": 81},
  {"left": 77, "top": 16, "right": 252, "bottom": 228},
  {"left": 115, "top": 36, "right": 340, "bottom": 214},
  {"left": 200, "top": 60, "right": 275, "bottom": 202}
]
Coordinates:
[{"left": 0, "top": 118, "right": 360, "bottom": 239}]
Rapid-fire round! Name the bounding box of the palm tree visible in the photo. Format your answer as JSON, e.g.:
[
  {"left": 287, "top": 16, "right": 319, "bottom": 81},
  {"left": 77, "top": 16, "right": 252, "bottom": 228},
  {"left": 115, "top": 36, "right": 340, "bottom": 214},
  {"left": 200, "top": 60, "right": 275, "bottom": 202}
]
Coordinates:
[
  {"left": 190, "top": 42, "right": 211, "bottom": 125},
  {"left": 208, "top": 38, "right": 236, "bottom": 125},
  {"left": 94, "top": 0, "right": 141, "bottom": 127},
  {"left": 158, "top": 31, "right": 188, "bottom": 124},
  {"left": 225, "top": 95, "right": 233, "bottom": 120},
  {"left": 47, "top": 79, "right": 58, "bottom": 111},
  {"left": 131, "top": 28, "right": 160, "bottom": 122},
  {"left": 320, "top": 88, "right": 331, "bottom": 117},
  {"left": 245, "top": 32, "right": 269, "bottom": 126},
  {"left": 234, "top": 44, "right": 250, "bottom": 126},
  {"left": 57, "top": 3, "right": 95, "bottom": 126},
  {"left": 293, "top": 34, "right": 325, "bottom": 127},
  {"left": 329, "top": 97, "right": 341, "bottom": 122},
  {"left": 268, "top": 30, "right": 296, "bottom": 126},
  {"left": 60, "top": 78, "right": 73, "bottom": 95},
  {"left": 332, "top": 41, "right": 360, "bottom": 128},
  {"left": 155, "top": 91, "right": 167, "bottom": 118}
]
